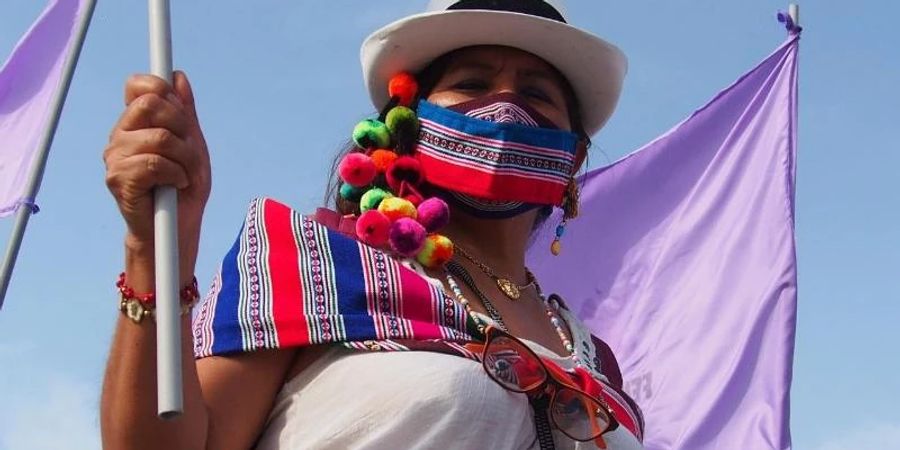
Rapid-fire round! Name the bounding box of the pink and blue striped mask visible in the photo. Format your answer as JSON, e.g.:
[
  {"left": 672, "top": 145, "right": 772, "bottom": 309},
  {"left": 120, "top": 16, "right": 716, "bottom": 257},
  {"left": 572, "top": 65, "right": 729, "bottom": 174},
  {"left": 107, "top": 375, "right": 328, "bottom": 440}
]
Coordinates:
[{"left": 415, "top": 93, "right": 579, "bottom": 217}]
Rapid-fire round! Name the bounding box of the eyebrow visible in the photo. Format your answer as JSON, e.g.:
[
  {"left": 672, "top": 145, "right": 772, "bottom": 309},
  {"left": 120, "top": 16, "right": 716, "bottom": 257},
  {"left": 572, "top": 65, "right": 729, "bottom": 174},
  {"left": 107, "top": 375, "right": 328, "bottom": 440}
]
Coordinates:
[
  {"left": 448, "top": 61, "right": 498, "bottom": 73},
  {"left": 448, "top": 61, "right": 559, "bottom": 83},
  {"left": 518, "top": 68, "right": 561, "bottom": 84}
]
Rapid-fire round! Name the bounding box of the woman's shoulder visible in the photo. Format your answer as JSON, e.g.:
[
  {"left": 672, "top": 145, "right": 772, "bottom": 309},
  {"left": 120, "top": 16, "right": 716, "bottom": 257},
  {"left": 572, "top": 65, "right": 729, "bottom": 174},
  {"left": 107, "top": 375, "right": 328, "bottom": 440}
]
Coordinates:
[
  {"left": 589, "top": 333, "right": 623, "bottom": 388},
  {"left": 232, "top": 197, "right": 357, "bottom": 240}
]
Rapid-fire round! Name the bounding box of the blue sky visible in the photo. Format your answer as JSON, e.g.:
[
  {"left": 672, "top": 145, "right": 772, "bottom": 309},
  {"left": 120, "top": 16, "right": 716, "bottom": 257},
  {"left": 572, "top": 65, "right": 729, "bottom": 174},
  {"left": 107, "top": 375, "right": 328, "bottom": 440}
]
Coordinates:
[{"left": 1, "top": 1, "right": 898, "bottom": 449}]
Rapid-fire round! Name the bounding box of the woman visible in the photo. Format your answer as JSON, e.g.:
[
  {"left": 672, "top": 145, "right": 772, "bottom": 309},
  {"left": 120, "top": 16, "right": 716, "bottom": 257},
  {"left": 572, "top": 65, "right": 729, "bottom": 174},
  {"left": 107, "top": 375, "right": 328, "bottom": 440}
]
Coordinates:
[{"left": 101, "top": 1, "right": 643, "bottom": 449}]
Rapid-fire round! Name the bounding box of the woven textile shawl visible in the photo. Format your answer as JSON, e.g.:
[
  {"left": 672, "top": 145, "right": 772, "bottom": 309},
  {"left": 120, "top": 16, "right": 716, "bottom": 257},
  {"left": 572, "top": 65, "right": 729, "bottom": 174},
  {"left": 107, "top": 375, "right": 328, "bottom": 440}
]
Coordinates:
[
  {"left": 192, "top": 197, "right": 476, "bottom": 358},
  {"left": 190, "top": 197, "right": 644, "bottom": 439}
]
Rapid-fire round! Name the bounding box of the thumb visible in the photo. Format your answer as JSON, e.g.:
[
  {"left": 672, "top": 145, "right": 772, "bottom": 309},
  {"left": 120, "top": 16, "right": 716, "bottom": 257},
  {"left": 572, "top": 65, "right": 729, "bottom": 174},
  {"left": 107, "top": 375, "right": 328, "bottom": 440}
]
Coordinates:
[{"left": 173, "top": 70, "right": 199, "bottom": 122}]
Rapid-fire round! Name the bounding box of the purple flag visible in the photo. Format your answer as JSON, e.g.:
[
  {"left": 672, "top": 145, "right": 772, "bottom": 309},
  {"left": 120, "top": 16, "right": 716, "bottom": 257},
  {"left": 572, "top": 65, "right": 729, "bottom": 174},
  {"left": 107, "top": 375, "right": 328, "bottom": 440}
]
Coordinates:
[
  {"left": 528, "top": 36, "right": 799, "bottom": 450},
  {"left": 0, "top": 0, "right": 85, "bottom": 217}
]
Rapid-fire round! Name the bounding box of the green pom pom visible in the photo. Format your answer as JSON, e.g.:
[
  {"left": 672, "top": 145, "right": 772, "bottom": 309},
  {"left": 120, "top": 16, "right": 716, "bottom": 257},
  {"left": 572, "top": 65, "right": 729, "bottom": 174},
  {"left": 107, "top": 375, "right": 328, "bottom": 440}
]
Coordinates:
[
  {"left": 339, "top": 182, "right": 365, "bottom": 202},
  {"left": 359, "top": 188, "right": 393, "bottom": 212},
  {"left": 385, "top": 106, "right": 419, "bottom": 140},
  {"left": 352, "top": 119, "right": 391, "bottom": 149}
]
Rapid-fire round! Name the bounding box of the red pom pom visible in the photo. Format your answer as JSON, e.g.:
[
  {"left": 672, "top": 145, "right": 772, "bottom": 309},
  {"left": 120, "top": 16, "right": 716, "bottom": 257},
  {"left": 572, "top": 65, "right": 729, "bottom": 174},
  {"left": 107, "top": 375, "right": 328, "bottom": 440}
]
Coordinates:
[
  {"left": 355, "top": 210, "right": 391, "bottom": 247},
  {"left": 370, "top": 149, "right": 398, "bottom": 173},
  {"left": 403, "top": 193, "right": 424, "bottom": 207},
  {"left": 389, "top": 73, "right": 418, "bottom": 106},
  {"left": 386, "top": 156, "right": 423, "bottom": 192},
  {"left": 339, "top": 153, "right": 377, "bottom": 188}
]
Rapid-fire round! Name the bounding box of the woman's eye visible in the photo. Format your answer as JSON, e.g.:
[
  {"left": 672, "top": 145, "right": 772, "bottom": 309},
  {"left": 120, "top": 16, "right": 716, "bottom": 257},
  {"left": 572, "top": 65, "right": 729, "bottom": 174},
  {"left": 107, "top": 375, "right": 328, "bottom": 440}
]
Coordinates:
[
  {"left": 452, "top": 80, "right": 488, "bottom": 91},
  {"left": 523, "top": 87, "right": 553, "bottom": 103}
]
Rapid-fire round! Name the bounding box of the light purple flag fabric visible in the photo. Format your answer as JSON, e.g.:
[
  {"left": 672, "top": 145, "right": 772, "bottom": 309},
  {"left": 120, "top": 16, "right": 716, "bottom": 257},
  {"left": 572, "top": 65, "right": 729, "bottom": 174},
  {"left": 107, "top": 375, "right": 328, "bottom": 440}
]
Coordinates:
[
  {"left": 528, "top": 36, "right": 799, "bottom": 450},
  {"left": 0, "top": 0, "right": 85, "bottom": 217}
]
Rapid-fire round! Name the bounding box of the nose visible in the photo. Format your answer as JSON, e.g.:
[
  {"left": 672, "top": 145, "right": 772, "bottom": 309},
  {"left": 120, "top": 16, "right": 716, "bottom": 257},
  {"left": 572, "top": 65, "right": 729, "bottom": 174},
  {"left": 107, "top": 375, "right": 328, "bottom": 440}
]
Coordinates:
[{"left": 489, "top": 70, "right": 519, "bottom": 96}]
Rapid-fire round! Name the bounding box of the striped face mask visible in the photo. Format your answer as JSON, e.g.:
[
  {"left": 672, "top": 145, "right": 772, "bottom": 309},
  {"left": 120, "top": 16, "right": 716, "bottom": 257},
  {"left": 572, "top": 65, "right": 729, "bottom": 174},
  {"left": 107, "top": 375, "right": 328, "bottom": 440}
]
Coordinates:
[{"left": 415, "top": 93, "right": 579, "bottom": 218}]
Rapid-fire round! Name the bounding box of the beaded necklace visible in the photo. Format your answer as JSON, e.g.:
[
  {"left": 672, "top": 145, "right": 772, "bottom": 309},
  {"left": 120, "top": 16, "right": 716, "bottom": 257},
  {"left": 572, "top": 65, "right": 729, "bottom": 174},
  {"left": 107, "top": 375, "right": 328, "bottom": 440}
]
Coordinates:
[
  {"left": 446, "top": 260, "right": 508, "bottom": 331},
  {"left": 444, "top": 260, "right": 580, "bottom": 366}
]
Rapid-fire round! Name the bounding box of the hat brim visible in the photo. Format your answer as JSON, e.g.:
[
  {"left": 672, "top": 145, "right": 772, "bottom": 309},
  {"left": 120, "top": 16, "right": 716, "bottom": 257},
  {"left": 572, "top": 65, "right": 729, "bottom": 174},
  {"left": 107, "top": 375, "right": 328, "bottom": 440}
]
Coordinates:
[{"left": 361, "top": 10, "right": 627, "bottom": 136}]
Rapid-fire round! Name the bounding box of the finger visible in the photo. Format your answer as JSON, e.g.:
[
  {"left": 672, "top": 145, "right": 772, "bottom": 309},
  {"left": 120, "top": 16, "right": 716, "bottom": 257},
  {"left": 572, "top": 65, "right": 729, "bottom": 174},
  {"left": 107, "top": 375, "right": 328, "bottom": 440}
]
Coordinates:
[
  {"left": 124, "top": 73, "right": 175, "bottom": 106},
  {"left": 106, "top": 153, "right": 191, "bottom": 194},
  {"left": 173, "top": 71, "right": 198, "bottom": 121},
  {"left": 107, "top": 128, "right": 199, "bottom": 173},
  {"left": 116, "top": 93, "right": 190, "bottom": 138}
]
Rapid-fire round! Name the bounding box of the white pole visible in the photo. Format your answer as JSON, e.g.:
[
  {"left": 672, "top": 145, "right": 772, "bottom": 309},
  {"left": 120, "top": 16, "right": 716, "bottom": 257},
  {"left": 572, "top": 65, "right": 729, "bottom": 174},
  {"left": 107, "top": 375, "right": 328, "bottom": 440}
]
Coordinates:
[
  {"left": 148, "top": 0, "right": 183, "bottom": 420},
  {"left": 0, "top": 0, "right": 98, "bottom": 308},
  {"left": 788, "top": 4, "right": 799, "bottom": 28}
]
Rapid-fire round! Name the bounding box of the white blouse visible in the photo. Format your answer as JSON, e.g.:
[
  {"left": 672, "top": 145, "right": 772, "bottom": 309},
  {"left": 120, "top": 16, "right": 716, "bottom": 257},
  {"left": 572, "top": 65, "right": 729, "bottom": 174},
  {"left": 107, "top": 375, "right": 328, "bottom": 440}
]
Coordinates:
[{"left": 255, "top": 339, "right": 644, "bottom": 450}]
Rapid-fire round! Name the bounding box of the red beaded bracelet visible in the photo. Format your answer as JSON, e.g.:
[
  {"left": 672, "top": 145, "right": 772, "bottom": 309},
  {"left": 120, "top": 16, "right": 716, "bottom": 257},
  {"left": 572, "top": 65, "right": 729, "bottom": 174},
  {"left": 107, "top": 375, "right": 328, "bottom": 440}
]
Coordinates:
[{"left": 117, "top": 272, "right": 200, "bottom": 324}]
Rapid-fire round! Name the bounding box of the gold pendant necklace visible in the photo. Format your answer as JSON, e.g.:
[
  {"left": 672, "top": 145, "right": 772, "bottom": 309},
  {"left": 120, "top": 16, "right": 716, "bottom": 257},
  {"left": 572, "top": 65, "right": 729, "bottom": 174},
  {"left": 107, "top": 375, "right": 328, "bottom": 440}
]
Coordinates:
[
  {"left": 454, "top": 245, "right": 536, "bottom": 300},
  {"left": 496, "top": 278, "right": 521, "bottom": 299}
]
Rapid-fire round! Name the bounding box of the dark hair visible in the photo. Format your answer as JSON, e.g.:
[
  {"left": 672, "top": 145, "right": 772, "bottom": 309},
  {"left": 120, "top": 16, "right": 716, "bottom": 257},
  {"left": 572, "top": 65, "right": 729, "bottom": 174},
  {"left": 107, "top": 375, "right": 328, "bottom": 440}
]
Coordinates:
[{"left": 325, "top": 47, "right": 590, "bottom": 214}]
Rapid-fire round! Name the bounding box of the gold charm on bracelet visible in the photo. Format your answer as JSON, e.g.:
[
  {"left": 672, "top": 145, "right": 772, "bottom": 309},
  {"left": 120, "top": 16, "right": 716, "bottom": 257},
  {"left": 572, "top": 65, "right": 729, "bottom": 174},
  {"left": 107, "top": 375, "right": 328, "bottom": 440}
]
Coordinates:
[
  {"left": 119, "top": 296, "right": 194, "bottom": 324},
  {"left": 120, "top": 297, "right": 152, "bottom": 324},
  {"left": 116, "top": 272, "right": 200, "bottom": 324}
]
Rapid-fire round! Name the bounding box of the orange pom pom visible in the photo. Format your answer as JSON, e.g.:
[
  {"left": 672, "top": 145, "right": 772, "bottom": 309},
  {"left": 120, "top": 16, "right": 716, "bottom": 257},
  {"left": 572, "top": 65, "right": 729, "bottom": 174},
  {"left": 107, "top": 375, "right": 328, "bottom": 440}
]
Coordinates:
[
  {"left": 416, "top": 234, "right": 454, "bottom": 269},
  {"left": 389, "top": 72, "right": 418, "bottom": 106},
  {"left": 370, "top": 149, "right": 399, "bottom": 173}
]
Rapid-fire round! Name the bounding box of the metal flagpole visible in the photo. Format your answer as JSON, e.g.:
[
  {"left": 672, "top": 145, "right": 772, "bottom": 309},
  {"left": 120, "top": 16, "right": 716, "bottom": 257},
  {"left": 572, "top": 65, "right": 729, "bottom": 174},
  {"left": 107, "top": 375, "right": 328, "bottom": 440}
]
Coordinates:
[
  {"left": 0, "top": 0, "right": 99, "bottom": 309},
  {"left": 788, "top": 4, "right": 799, "bottom": 28},
  {"left": 148, "top": 0, "right": 183, "bottom": 419}
]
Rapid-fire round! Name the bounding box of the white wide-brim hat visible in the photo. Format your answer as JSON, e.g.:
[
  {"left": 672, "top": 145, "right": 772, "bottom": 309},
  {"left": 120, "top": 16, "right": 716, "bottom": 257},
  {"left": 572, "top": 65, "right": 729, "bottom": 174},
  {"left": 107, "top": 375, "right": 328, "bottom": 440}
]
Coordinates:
[{"left": 360, "top": 0, "right": 627, "bottom": 136}]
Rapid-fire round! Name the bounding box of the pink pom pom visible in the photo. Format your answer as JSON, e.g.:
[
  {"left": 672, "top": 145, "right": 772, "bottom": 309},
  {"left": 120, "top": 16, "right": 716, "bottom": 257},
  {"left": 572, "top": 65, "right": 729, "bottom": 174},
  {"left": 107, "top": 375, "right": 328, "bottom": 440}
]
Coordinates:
[
  {"left": 389, "top": 218, "right": 426, "bottom": 257},
  {"left": 355, "top": 210, "right": 391, "bottom": 247},
  {"left": 386, "top": 156, "right": 423, "bottom": 192},
  {"left": 339, "top": 153, "right": 377, "bottom": 188},
  {"left": 416, "top": 197, "right": 450, "bottom": 233}
]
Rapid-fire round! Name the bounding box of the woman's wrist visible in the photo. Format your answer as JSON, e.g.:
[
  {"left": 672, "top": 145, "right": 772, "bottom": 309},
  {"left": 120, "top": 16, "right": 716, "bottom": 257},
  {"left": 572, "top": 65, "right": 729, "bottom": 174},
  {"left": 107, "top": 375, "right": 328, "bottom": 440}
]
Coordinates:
[
  {"left": 124, "top": 232, "right": 199, "bottom": 292},
  {"left": 124, "top": 234, "right": 156, "bottom": 293},
  {"left": 117, "top": 271, "right": 200, "bottom": 323}
]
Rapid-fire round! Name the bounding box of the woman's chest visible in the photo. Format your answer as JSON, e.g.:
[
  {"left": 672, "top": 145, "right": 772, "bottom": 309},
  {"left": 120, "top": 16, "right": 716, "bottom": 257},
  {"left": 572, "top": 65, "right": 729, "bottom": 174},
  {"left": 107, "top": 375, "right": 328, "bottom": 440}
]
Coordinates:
[
  {"left": 262, "top": 348, "right": 643, "bottom": 450},
  {"left": 264, "top": 348, "right": 538, "bottom": 449}
]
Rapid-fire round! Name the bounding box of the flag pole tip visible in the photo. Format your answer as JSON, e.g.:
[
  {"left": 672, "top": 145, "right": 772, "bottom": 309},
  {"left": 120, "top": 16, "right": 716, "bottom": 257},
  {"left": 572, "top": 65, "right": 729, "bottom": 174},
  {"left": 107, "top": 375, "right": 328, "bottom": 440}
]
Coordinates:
[{"left": 777, "top": 6, "right": 802, "bottom": 34}]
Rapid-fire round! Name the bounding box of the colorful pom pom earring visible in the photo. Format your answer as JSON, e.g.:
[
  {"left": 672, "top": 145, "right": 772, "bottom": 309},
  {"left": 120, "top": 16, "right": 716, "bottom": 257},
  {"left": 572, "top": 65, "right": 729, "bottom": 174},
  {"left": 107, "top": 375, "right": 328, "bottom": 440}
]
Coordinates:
[
  {"left": 335, "top": 72, "right": 454, "bottom": 268},
  {"left": 551, "top": 178, "right": 580, "bottom": 256}
]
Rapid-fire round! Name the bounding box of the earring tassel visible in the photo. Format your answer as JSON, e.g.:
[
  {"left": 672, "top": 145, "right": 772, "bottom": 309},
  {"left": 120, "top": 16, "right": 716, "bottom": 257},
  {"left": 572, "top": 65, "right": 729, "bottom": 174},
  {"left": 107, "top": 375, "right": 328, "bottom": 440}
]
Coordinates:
[{"left": 550, "top": 220, "right": 566, "bottom": 256}]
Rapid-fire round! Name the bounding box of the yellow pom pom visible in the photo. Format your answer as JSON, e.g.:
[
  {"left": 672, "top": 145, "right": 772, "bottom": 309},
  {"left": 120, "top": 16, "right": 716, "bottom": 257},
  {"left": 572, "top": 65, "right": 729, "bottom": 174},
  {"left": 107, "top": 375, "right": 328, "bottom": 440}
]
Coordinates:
[
  {"left": 377, "top": 197, "right": 418, "bottom": 223},
  {"left": 416, "top": 234, "right": 454, "bottom": 268}
]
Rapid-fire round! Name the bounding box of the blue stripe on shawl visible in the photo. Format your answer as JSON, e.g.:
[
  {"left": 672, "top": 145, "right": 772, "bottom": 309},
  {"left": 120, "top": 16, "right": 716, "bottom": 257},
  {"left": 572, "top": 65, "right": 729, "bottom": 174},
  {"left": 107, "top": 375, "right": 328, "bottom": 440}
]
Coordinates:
[
  {"left": 416, "top": 99, "right": 579, "bottom": 154},
  {"left": 323, "top": 227, "right": 377, "bottom": 341},
  {"left": 211, "top": 225, "right": 245, "bottom": 355}
]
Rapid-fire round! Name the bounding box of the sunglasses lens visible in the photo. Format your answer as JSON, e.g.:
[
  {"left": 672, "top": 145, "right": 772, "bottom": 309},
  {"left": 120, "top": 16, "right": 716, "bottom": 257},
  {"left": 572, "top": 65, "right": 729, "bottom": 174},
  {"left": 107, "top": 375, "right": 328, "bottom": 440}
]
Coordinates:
[
  {"left": 483, "top": 335, "right": 547, "bottom": 392},
  {"left": 551, "top": 388, "right": 611, "bottom": 441}
]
